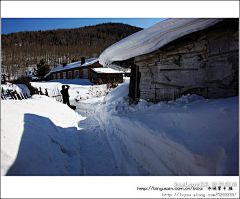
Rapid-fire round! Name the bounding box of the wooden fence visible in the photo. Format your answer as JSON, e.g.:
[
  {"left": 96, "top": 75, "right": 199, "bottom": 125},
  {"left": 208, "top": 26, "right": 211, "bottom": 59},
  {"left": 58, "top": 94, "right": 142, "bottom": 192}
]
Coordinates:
[
  {"left": 1, "top": 87, "right": 31, "bottom": 100},
  {"left": 1, "top": 85, "right": 62, "bottom": 103}
]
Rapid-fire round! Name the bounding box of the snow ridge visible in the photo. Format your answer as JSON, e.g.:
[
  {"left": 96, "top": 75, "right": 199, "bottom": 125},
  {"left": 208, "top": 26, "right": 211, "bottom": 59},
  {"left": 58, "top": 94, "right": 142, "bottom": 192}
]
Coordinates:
[
  {"left": 82, "top": 80, "right": 238, "bottom": 175},
  {"left": 1, "top": 79, "right": 238, "bottom": 176}
]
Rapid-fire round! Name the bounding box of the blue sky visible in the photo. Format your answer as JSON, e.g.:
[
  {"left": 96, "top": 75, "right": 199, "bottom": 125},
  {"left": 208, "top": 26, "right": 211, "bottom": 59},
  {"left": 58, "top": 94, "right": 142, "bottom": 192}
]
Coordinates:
[{"left": 1, "top": 18, "right": 166, "bottom": 35}]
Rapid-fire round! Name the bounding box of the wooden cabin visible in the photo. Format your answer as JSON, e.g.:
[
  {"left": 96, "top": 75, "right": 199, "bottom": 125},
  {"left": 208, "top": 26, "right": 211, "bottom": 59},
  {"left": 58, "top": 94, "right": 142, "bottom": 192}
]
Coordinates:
[
  {"left": 45, "top": 58, "right": 103, "bottom": 80},
  {"left": 90, "top": 68, "right": 125, "bottom": 84},
  {"left": 100, "top": 19, "right": 239, "bottom": 104}
]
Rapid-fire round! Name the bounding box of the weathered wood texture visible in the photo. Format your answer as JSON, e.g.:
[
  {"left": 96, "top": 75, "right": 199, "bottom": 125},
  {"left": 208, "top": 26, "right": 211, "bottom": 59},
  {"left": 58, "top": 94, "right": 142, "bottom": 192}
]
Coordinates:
[
  {"left": 134, "top": 19, "right": 239, "bottom": 102},
  {"left": 90, "top": 70, "right": 124, "bottom": 84}
]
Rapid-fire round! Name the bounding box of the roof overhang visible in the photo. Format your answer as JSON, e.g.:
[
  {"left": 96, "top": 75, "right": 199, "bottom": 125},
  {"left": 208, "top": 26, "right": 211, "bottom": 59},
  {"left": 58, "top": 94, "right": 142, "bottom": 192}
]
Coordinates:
[{"left": 99, "top": 18, "right": 225, "bottom": 70}]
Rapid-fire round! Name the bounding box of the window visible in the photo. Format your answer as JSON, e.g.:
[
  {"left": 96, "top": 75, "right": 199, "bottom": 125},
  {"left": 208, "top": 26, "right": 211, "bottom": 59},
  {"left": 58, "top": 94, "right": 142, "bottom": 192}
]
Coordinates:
[
  {"left": 63, "top": 72, "right": 66, "bottom": 79},
  {"left": 53, "top": 74, "right": 56, "bottom": 79},
  {"left": 74, "top": 70, "right": 79, "bottom": 79},
  {"left": 83, "top": 69, "right": 88, "bottom": 79},
  {"left": 57, "top": 73, "right": 60, "bottom": 79},
  {"left": 68, "top": 71, "right": 72, "bottom": 79}
]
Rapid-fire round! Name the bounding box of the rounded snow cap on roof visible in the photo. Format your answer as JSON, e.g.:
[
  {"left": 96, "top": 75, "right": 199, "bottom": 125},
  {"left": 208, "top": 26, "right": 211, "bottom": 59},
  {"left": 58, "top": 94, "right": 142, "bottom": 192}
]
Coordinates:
[{"left": 99, "top": 18, "right": 225, "bottom": 69}]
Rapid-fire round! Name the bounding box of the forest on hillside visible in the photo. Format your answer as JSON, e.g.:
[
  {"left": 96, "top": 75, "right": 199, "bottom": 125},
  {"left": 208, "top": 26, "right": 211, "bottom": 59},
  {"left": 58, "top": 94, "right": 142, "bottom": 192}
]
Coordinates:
[{"left": 1, "top": 23, "right": 142, "bottom": 79}]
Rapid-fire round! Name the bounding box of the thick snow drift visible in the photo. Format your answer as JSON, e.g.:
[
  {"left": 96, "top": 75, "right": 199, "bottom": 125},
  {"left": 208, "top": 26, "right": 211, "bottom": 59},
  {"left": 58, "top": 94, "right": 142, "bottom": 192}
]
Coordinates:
[
  {"left": 99, "top": 18, "right": 224, "bottom": 70},
  {"left": 81, "top": 79, "right": 239, "bottom": 175},
  {"left": 1, "top": 95, "right": 84, "bottom": 175},
  {"left": 1, "top": 79, "right": 238, "bottom": 176}
]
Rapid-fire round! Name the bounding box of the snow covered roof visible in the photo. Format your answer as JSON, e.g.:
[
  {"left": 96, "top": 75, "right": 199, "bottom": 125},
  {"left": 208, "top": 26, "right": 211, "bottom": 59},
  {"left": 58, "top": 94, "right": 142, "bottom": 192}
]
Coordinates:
[
  {"left": 91, "top": 67, "right": 125, "bottom": 74},
  {"left": 45, "top": 58, "right": 99, "bottom": 77},
  {"left": 99, "top": 18, "right": 225, "bottom": 70}
]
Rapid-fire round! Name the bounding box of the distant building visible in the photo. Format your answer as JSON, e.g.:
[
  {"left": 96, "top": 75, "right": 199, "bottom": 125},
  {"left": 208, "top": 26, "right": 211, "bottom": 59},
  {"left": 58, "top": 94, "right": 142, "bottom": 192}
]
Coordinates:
[
  {"left": 90, "top": 68, "right": 126, "bottom": 83},
  {"left": 99, "top": 18, "right": 239, "bottom": 104},
  {"left": 45, "top": 57, "right": 125, "bottom": 84},
  {"left": 45, "top": 58, "right": 102, "bottom": 80}
]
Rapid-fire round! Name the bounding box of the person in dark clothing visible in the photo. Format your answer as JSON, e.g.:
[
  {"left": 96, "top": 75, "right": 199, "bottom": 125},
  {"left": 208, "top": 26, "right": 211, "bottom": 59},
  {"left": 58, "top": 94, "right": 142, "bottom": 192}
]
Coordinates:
[
  {"left": 61, "top": 85, "right": 70, "bottom": 106},
  {"left": 45, "top": 88, "right": 49, "bottom": 97}
]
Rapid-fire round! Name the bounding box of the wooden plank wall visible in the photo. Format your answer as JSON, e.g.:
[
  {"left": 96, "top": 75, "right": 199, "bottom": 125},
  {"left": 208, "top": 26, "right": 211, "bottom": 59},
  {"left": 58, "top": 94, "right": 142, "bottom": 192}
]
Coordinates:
[
  {"left": 49, "top": 62, "right": 103, "bottom": 80},
  {"left": 134, "top": 19, "right": 239, "bottom": 102}
]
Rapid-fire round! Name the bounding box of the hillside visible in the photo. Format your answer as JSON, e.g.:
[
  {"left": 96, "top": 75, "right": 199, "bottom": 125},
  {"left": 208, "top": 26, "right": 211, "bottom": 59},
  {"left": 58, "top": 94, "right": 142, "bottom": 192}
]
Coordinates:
[{"left": 1, "top": 23, "right": 142, "bottom": 79}]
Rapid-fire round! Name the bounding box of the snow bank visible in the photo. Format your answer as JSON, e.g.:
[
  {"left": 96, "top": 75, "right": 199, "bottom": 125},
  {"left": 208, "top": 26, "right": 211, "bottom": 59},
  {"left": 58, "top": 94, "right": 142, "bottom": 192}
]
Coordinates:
[
  {"left": 1, "top": 83, "right": 30, "bottom": 95},
  {"left": 47, "top": 78, "right": 93, "bottom": 85},
  {"left": 30, "top": 79, "right": 107, "bottom": 102},
  {"left": 2, "top": 79, "right": 238, "bottom": 176},
  {"left": 88, "top": 80, "right": 239, "bottom": 175},
  {"left": 99, "top": 18, "right": 224, "bottom": 70},
  {"left": 1, "top": 95, "right": 84, "bottom": 175}
]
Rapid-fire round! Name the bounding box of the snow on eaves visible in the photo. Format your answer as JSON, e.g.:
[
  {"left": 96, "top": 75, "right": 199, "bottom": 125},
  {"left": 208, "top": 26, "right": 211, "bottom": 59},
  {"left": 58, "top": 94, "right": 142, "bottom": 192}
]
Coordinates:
[
  {"left": 99, "top": 18, "right": 225, "bottom": 70},
  {"left": 91, "top": 67, "right": 126, "bottom": 74},
  {"left": 45, "top": 58, "right": 99, "bottom": 78}
]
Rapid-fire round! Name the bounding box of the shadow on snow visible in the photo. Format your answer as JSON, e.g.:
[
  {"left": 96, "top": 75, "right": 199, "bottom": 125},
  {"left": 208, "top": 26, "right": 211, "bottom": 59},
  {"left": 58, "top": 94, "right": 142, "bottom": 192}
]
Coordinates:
[{"left": 6, "top": 113, "right": 82, "bottom": 176}]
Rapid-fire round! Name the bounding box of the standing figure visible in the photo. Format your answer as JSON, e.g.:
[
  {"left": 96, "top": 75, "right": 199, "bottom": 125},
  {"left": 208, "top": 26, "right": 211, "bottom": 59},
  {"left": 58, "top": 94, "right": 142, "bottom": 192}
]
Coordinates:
[
  {"left": 39, "top": 87, "right": 43, "bottom": 95},
  {"left": 61, "top": 85, "right": 70, "bottom": 106},
  {"left": 45, "top": 88, "right": 49, "bottom": 97}
]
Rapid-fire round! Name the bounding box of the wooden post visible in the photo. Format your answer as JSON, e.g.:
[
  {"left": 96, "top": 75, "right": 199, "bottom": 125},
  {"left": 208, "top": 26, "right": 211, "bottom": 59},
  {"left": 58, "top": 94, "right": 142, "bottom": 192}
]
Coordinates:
[
  {"left": 12, "top": 93, "right": 17, "bottom": 100},
  {"left": 24, "top": 93, "right": 28, "bottom": 99},
  {"left": 21, "top": 93, "right": 27, "bottom": 99},
  {"left": 45, "top": 89, "right": 49, "bottom": 97},
  {"left": 129, "top": 64, "right": 140, "bottom": 104},
  {"left": 16, "top": 93, "right": 22, "bottom": 100}
]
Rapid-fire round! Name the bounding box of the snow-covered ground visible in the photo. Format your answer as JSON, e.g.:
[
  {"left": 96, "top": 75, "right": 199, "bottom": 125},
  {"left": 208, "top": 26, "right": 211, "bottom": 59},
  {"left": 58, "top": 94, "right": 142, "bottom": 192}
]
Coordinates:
[
  {"left": 1, "top": 79, "right": 239, "bottom": 176},
  {"left": 30, "top": 79, "right": 109, "bottom": 102},
  {"left": 1, "top": 82, "right": 30, "bottom": 96},
  {"left": 1, "top": 94, "right": 84, "bottom": 175},
  {"left": 77, "top": 79, "right": 239, "bottom": 175}
]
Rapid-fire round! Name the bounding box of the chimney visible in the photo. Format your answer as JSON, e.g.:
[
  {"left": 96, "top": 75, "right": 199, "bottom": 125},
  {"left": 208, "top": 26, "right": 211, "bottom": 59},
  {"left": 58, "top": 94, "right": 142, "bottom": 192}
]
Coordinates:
[
  {"left": 81, "top": 57, "right": 85, "bottom": 65},
  {"left": 63, "top": 63, "right": 67, "bottom": 67}
]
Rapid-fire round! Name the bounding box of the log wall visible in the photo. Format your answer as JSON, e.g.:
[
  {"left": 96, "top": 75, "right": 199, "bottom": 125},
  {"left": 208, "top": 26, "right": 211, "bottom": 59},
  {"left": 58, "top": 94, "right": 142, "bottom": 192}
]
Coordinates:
[
  {"left": 134, "top": 19, "right": 239, "bottom": 102},
  {"left": 49, "top": 62, "right": 102, "bottom": 80}
]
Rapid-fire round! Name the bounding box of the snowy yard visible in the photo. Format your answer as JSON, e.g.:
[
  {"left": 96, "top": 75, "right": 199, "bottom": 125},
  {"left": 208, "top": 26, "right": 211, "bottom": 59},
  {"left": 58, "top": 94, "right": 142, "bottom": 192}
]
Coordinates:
[{"left": 1, "top": 79, "right": 239, "bottom": 176}]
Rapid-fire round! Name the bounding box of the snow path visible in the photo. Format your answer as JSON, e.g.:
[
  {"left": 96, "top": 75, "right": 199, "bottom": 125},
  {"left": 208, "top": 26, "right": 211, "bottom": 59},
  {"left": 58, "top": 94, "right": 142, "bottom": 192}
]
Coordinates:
[
  {"left": 76, "top": 105, "right": 148, "bottom": 175},
  {"left": 75, "top": 80, "right": 238, "bottom": 176},
  {"left": 77, "top": 115, "right": 119, "bottom": 175},
  {"left": 2, "top": 79, "right": 238, "bottom": 176},
  {"left": 1, "top": 80, "right": 147, "bottom": 175}
]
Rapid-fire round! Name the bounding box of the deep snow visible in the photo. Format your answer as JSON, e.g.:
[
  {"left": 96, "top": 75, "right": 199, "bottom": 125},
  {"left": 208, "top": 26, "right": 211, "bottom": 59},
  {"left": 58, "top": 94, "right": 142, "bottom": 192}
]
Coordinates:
[
  {"left": 99, "top": 18, "right": 224, "bottom": 70},
  {"left": 1, "top": 79, "right": 239, "bottom": 176},
  {"left": 79, "top": 79, "right": 239, "bottom": 175},
  {"left": 1, "top": 95, "right": 84, "bottom": 175}
]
